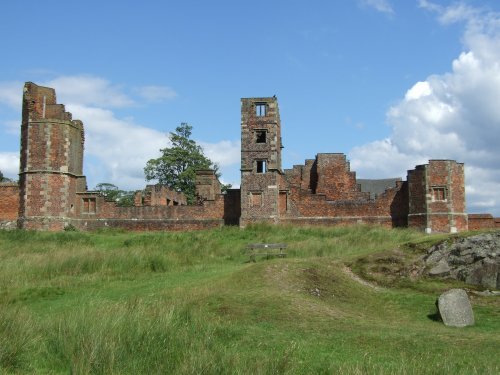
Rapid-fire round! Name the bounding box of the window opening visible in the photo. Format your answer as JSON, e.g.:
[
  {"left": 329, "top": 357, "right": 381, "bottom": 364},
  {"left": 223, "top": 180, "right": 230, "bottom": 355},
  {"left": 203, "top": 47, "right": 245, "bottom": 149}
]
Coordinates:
[
  {"left": 432, "top": 187, "right": 447, "bottom": 201},
  {"left": 256, "top": 160, "right": 267, "bottom": 174},
  {"left": 255, "top": 103, "right": 266, "bottom": 117},
  {"left": 82, "top": 198, "right": 96, "bottom": 213},
  {"left": 256, "top": 130, "right": 267, "bottom": 143},
  {"left": 279, "top": 191, "right": 287, "bottom": 214}
]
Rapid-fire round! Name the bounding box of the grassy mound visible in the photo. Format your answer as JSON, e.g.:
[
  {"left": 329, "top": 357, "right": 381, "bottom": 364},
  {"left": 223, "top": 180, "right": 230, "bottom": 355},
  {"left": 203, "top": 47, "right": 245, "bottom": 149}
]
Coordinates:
[{"left": 0, "top": 225, "right": 498, "bottom": 374}]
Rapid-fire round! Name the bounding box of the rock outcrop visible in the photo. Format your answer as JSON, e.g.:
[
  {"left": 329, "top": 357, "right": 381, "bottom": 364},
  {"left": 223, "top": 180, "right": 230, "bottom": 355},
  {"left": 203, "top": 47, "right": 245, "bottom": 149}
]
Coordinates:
[{"left": 423, "top": 233, "right": 500, "bottom": 289}]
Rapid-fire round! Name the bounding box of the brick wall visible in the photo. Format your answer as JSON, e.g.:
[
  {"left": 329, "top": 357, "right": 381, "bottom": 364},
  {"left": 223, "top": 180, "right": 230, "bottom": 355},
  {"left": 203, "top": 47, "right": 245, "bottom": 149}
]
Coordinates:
[
  {"left": 9, "top": 85, "right": 476, "bottom": 233},
  {"left": 408, "top": 160, "right": 467, "bottom": 233},
  {"left": 240, "top": 97, "right": 282, "bottom": 226},
  {"left": 134, "top": 185, "right": 187, "bottom": 207},
  {"left": 468, "top": 214, "right": 497, "bottom": 230},
  {"left": 195, "top": 170, "right": 221, "bottom": 202},
  {"left": 72, "top": 191, "right": 225, "bottom": 231},
  {"left": 314, "top": 154, "right": 368, "bottom": 201},
  {"left": 281, "top": 154, "right": 407, "bottom": 227},
  {"left": 18, "top": 82, "right": 85, "bottom": 230},
  {"left": 0, "top": 183, "right": 20, "bottom": 228}
]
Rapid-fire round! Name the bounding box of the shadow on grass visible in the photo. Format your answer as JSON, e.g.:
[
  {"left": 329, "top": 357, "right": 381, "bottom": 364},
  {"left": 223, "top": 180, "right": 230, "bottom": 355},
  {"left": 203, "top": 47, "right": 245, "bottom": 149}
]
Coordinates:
[
  {"left": 427, "top": 311, "right": 442, "bottom": 322},
  {"left": 427, "top": 301, "right": 442, "bottom": 322}
]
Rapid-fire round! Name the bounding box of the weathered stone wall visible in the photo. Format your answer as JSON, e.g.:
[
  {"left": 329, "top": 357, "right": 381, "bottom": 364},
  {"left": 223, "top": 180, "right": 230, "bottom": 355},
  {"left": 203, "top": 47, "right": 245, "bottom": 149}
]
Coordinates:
[{"left": 0, "top": 182, "right": 20, "bottom": 229}]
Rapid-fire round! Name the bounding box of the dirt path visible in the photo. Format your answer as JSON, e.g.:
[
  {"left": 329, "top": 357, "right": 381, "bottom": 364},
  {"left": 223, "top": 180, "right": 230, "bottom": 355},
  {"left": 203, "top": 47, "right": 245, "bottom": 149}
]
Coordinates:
[{"left": 342, "top": 265, "right": 384, "bottom": 291}]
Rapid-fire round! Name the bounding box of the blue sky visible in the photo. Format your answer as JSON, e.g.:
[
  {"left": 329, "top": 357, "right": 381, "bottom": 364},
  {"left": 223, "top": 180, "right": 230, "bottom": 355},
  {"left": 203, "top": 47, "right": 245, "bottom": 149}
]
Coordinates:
[{"left": 1, "top": 0, "right": 500, "bottom": 215}]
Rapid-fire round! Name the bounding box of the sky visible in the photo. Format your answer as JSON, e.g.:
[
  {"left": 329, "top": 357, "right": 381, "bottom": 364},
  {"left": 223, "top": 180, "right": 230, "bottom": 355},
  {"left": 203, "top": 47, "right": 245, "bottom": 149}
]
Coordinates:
[{"left": 1, "top": 0, "right": 500, "bottom": 215}]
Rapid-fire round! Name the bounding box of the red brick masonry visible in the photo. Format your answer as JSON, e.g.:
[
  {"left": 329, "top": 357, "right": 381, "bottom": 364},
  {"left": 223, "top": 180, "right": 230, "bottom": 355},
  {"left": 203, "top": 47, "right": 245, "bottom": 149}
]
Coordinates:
[{"left": 0, "top": 83, "right": 496, "bottom": 232}]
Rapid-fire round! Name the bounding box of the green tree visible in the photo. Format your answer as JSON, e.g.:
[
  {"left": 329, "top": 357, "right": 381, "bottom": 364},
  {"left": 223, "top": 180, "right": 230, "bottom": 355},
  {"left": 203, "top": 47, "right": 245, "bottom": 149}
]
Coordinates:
[
  {"left": 144, "top": 123, "right": 217, "bottom": 204},
  {"left": 0, "top": 170, "right": 11, "bottom": 182},
  {"left": 94, "top": 183, "right": 135, "bottom": 207},
  {"left": 95, "top": 183, "right": 120, "bottom": 200}
]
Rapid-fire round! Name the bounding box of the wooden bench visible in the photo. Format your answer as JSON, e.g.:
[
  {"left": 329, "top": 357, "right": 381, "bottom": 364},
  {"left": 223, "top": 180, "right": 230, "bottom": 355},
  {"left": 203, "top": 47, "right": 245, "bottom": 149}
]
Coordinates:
[{"left": 245, "top": 243, "right": 287, "bottom": 262}]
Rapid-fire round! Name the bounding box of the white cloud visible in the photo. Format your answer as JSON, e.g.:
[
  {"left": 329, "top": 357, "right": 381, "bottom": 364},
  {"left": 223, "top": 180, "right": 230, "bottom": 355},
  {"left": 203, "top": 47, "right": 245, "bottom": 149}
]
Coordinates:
[
  {"left": 45, "top": 75, "right": 135, "bottom": 108},
  {"left": 405, "top": 81, "right": 432, "bottom": 100},
  {"left": 199, "top": 140, "right": 241, "bottom": 168},
  {"left": 350, "top": 2, "right": 500, "bottom": 215},
  {"left": 0, "top": 152, "right": 19, "bottom": 178},
  {"left": 359, "top": 0, "right": 394, "bottom": 15},
  {"left": 66, "top": 104, "right": 169, "bottom": 190},
  {"left": 136, "top": 85, "right": 177, "bottom": 102},
  {"left": 200, "top": 140, "right": 241, "bottom": 187},
  {"left": 0, "top": 81, "right": 23, "bottom": 109}
]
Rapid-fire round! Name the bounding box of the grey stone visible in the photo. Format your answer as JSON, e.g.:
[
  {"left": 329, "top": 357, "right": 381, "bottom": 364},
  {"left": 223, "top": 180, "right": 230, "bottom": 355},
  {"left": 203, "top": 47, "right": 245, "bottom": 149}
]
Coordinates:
[
  {"left": 424, "top": 233, "right": 500, "bottom": 289},
  {"left": 426, "top": 250, "right": 445, "bottom": 264},
  {"left": 466, "top": 262, "right": 499, "bottom": 289},
  {"left": 429, "top": 259, "right": 451, "bottom": 277},
  {"left": 437, "top": 289, "right": 475, "bottom": 327}
]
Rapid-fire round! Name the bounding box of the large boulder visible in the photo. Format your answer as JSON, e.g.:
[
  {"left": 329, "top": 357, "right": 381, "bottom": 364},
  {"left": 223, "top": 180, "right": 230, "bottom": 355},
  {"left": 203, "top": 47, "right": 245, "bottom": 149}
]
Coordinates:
[
  {"left": 423, "top": 233, "right": 500, "bottom": 289},
  {"left": 437, "top": 289, "right": 475, "bottom": 327}
]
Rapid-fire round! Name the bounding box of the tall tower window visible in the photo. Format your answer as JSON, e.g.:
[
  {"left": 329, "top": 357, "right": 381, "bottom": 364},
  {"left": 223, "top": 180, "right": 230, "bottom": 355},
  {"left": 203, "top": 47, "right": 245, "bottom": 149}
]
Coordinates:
[
  {"left": 256, "top": 160, "right": 267, "bottom": 174},
  {"left": 255, "top": 130, "right": 267, "bottom": 143},
  {"left": 255, "top": 103, "right": 267, "bottom": 117}
]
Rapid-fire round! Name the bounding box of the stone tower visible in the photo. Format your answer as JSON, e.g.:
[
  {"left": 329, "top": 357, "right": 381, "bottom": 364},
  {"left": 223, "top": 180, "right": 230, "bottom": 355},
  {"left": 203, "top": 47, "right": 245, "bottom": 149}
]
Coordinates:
[
  {"left": 240, "top": 97, "right": 284, "bottom": 226},
  {"left": 407, "top": 160, "right": 468, "bottom": 233},
  {"left": 18, "top": 82, "right": 87, "bottom": 230}
]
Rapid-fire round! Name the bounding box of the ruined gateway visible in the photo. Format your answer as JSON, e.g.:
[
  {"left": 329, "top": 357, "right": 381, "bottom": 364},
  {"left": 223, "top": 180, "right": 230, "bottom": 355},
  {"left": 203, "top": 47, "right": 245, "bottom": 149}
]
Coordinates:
[{"left": 0, "top": 82, "right": 474, "bottom": 232}]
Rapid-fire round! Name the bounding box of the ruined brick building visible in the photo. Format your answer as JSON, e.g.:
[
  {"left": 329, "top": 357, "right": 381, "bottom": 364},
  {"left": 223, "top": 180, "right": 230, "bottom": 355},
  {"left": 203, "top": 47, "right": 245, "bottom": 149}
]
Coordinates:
[{"left": 0, "top": 82, "right": 497, "bottom": 232}]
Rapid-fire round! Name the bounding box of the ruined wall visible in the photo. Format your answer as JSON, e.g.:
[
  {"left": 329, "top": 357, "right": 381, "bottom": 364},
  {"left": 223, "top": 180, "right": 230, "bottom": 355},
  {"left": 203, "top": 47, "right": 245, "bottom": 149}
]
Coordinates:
[
  {"left": 281, "top": 155, "right": 408, "bottom": 227},
  {"left": 71, "top": 191, "right": 224, "bottom": 231},
  {"left": 6, "top": 85, "right": 475, "bottom": 233},
  {"left": 134, "top": 185, "right": 187, "bottom": 207},
  {"left": 0, "top": 182, "right": 20, "bottom": 229},
  {"left": 314, "top": 154, "right": 368, "bottom": 200},
  {"left": 195, "top": 170, "right": 221, "bottom": 202},
  {"left": 14, "top": 82, "right": 231, "bottom": 232},
  {"left": 408, "top": 160, "right": 467, "bottom": 233},
  {"left": 468, "top": 214, "right": 500, "bottom": 230}
]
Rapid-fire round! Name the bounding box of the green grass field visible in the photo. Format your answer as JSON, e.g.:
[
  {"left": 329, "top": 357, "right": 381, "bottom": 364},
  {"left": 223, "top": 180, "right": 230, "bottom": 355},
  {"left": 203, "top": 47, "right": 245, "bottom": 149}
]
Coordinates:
[{"left": 0, "top": 225, "right": 498, "bottom": 374}]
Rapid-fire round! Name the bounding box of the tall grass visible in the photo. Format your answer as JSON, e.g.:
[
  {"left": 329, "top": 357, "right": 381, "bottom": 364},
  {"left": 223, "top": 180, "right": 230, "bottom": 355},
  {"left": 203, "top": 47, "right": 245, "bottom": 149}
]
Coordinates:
[{"left": 0, "top": 225, "right": 498, "bottom": 374}]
